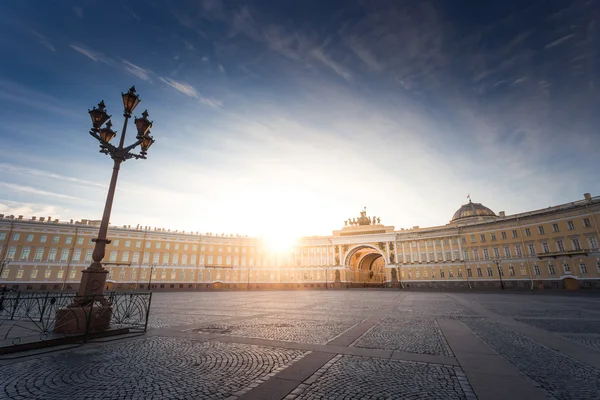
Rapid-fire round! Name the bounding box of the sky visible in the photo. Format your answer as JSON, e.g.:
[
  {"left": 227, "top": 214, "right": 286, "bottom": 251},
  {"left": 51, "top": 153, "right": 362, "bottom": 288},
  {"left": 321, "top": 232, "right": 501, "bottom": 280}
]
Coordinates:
[{"left": 0, "top": 0, "right": 599, "bottom": 243}]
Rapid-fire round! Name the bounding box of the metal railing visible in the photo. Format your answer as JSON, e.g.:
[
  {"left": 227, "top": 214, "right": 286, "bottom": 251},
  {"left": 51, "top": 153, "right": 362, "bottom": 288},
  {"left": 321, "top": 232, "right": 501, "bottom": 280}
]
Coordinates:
[{"left": 0, "top": 291, "right": 151, "bottom": 349}]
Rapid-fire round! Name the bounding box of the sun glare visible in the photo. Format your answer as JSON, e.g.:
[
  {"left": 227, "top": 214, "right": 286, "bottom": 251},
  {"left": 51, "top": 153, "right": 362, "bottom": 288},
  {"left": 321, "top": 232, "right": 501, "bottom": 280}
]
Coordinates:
[{"left": 262, "top": 232, "right": 298, "bottom": 254}]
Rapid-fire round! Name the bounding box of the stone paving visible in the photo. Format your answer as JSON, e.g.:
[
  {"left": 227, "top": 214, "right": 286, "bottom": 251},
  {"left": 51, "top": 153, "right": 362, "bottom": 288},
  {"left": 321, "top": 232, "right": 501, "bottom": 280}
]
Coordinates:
[{"left": 0, "top": 290, "right": 600, "bottom": 400}]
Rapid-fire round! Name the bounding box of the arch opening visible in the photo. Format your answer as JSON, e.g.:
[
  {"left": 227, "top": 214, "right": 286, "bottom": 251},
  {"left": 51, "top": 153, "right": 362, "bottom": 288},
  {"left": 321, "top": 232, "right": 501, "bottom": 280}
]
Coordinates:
[{"left": 344, "top": 245, "right": 387, "bottom": 285}]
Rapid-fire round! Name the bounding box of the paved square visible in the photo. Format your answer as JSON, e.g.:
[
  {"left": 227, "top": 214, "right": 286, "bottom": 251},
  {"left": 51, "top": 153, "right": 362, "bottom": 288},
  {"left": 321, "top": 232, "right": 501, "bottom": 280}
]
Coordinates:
[{"left": 1, "top": 290, "right": 600, "bottom": 400}]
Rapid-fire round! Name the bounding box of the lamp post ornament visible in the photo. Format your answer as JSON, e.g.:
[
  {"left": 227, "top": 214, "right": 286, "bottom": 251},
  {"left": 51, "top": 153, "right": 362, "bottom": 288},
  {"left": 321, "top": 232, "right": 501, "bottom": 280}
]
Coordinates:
[{"left": 77, "top": 86, "right": 155, "bottom": 303}]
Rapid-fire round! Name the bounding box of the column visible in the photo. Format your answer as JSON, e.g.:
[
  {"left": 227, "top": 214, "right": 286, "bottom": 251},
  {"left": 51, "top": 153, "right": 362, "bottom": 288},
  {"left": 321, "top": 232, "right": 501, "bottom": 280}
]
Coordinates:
[
  {"left": 425, "top": 241, "right": 430, "bottom": 262},
  {"left": 385, "top": 242, "right": 390, "bottom": 264},
  {"left": 394, "top": 239, "right": 399, "bottom": 265},
  {"left": 409, "top": 242, "right": 414, "bottom": 263},
  {"left": 416, "top": 241, "right": 421, "bottom": 263},
  {"left": 338, "top": 245, "right": 342, "bottom": 266},
  {"left": 457, "top": 236, "right": 463, "bottom": 260},
  {"left": 401, "top": 241, "right": 406, "bottom": 263},
  {"left": 449, "top": 238, "right": 454, "bottom": 260},
  {"left": 433, "top": 241, "right": 438, "bottom": 262},
  {"left": 441, "top": 239, "right": 446, "bottom": 261}
]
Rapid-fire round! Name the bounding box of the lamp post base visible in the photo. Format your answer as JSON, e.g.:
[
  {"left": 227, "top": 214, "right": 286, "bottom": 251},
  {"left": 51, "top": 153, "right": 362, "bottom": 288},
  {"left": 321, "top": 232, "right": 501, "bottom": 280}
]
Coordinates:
[
  {"left": 54, "top": 304, "right": 113, "bottom": 334},
  {"left": 77, "top": 268, "right": 109, "bottom": 298}
]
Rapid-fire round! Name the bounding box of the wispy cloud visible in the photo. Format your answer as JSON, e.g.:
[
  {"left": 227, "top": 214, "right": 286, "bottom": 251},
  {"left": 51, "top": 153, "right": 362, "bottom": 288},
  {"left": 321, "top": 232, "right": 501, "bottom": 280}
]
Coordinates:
[
  {"left": 0, "top": 182, "right": 83, "bottom": 201},
  {"left": 311, "top": 48, "right": 352, "bottom": 80},
  {"left": 121, "top": 59, "right": 153, "bottom": 81},
  {"left": 69, "top": 44, "right": 114, "bottom": 65},
  {"left": 545, "top": 33, "right": 576, "bottom": 49},
  {"left": 159, "top": 77, "right": 222, "bottom": 107},
  {"left": 31, "top": 31, "right": 55, "bottom": 52},
  {"left": 0, "top": 79, "right": 77, "bottom": 116},
  {"left": 0, "top": 163, "right": 104, "bottom": 188}
]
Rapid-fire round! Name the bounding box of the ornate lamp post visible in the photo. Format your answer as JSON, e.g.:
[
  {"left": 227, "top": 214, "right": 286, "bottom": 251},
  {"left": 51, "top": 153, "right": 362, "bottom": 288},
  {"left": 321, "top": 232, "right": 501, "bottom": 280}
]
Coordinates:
[
  {"left": 493, "top": 259, "right": 505, "bottom": 290},
  {"left": 0, "top": 260, "right": 10, "bottom": 290},
  {"left": 148, "top": 264, "right": 156, "bottom": 290},
  {"left": 56, "top": 87, "right": 155, "bottom": 333}
]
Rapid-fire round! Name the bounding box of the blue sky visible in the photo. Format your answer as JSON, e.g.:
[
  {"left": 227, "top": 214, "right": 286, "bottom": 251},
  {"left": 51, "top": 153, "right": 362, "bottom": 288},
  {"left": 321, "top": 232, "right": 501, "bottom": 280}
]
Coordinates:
[{"left": 0, "top": 0, "right": 598, "bottom": 240}]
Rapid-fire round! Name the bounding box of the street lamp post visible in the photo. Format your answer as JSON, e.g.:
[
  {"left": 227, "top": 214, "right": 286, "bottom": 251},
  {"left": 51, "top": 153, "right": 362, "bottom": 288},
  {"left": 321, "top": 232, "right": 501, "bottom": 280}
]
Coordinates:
[
  {"left": 56, "top": 87, "right": 155, "bottom": 334},
  {"left": 325, "top": 266, "right": 328, "bottom": 289},
  {"left": 494, "top": 259, "right": 505, "bottom": 290},
  {"left": 77, "top": 86, "right": 155, "bottom": 302},
  {"left": 148, "top": 264, "right": 156, "bottom": 290}
]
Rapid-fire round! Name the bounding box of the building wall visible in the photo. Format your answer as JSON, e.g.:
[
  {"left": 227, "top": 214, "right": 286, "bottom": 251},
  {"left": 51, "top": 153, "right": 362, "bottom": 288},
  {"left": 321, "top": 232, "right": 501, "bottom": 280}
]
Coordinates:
[{"left": 1, "top": 194, "right": 599, "bottom": 291}]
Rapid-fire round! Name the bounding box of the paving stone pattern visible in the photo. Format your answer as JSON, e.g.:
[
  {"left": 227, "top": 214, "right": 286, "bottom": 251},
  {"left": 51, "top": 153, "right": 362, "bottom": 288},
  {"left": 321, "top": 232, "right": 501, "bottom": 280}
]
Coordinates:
[
  {"left": 287, "top": 355, "right": 474, "bottom": 400},
  {"left": 460, "top": 316, "right": 600, "bottom": 400},
  {"left": 2, "top": 291, "right": 600, "bottom": 400},
  {"left": 0, "top": 337, "right": 305, "bottom": 400}
]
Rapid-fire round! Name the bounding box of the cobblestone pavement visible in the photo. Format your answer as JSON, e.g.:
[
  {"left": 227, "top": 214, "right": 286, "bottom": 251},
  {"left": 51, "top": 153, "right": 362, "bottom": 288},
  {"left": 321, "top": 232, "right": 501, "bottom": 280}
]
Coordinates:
[
  {"left": 1, "top": 291, "right": 600, "bottom": 400},
  {"left": 460, "top": 316, "right": 600, "bottom": 400},
  {"left": 286, "top": 355, "right": 474, "bottom": 400}
]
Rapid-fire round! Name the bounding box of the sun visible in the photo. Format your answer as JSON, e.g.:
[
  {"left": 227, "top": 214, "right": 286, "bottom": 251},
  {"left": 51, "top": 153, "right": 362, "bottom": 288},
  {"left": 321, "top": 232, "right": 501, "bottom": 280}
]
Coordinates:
[{"left": 262, "top": 231, "right": 298, "bottom": 254}]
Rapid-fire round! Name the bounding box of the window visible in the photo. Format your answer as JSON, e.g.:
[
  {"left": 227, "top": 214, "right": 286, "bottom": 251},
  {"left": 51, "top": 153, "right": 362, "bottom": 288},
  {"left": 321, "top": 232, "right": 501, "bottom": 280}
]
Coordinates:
[
  {"left": 109, "top": 251, "right": 117, "bottom": 261},
  {"left": 449, "top": 270, "right": 454, "bottom": 278},
  {"left": 0, "top": 268, "right": 8, "bottom": 278},
  {"left": 476, "top": 268, "right": 482, "bottom": 277},
  {"left": 182, "top": 254, "right": 188, "bottom": 266},
  {"left": 191, "top": 254, "right": 196, "bottom": 264},
  {"left": 580, "top": 263, "right": 587, "bottom": 274},
  {"left": 493, "top": 247, "right": 500, "bottom": 259},
  {"left": 480, "top": 234, "right": 486, "bottom": 242},
  {"left": 44, "top": 269, "right": 52, "bottom": 279},
  {"left": 457, "top": 269, "right": 463, "bottom": 278},
  {"left": 172, "top": 254, "right": 179, "bottom": 264},
  {"left": 85, "top": 250, "right": 92, "bottom": 262},
  {"left": 7, "top": 246, "right": 17, "bottom": 260},
  {"left": 143, "top": 253, "right": 150, "bottom": 263},
  {"left": 572, "top": 238, "right": 581, "bottom": 250},
  {"left": 445, "top": 251, "right": 451, "bottom": 260},
  {"left": 512, "top": 230, "right": 518, "bottom": 238},
  {"left": 20, "top": 247, "right": 31, "bottom": 261},
  {"left": 26, "top": 234, "right": 34, "bottom": 242},
  {"left": 30, "top": 269, "right": 38, "bottom": 279},
  {"left": 542, "top": 242, "right": 550, "bottom": 253},
  {"left": 156, "top": 242, "right": 161, "bottom": 249},
  {"left": 52, "top": 236, "right": 59, "bottom": 244},
  {"left": 60, "top": 249, "right": 69, "bottom": 261},
  {"left": 589, "top": 236, "right": 599, "bottom": 249},
  {"left": 13, "top": 233, "right": 20, "bottom": 241},
  {"left": 16, "top": 270, "right": 24, "bottom": 279},
  {"left": 552, "top": 223, "right": 560, "bottom": 233},
  {"left": 509, "top": 266, "right": 515, "bottom": 276},
  {"left": 217, "top": 256, "right": 223, "bottom": 265},
  {"left": 136, "top": 241, "right": 141, "bottom": 248},
  {"left": 520, "top": 266, "right": 527, "bottom": 275},
  {"left": 40, "top": 235, "right": 47, "bottom": 243},
  {"left": 65, "top": 236, "right": 73, "bottom": 244},
  {"left": 73, "top": 249, "right": 81, "bottom": 261},
  {"left": 209, "top": 246, "right": 214, "bottom": 251},
  {"left": 162, "top": 253, "right": 169, "bottom": 264},
  {"left": 453, "top": 250, "right": 459, "bottom": 260},
  {"left": 463, "top": 250, "right": 469, "bottom": 261},
  {"left": 207, "top": 255, "right": 213, "bottom": 264},
  {"left": 515, "top": 245, "right": 523, "bottom": 257},
  {"left": 487, "top": 267, "right": 493, "bottom": 277},
  {"left": 470, "top": 235, "right": 476, "bottom": 243},
  {"left": 125, "top": 240, "right": 131, "bottom": 248},
  {"left": 528, "top": 244, "right": 536, "bottom": 256},
  {"left": 161, "top": 270, "right": 167, "bottom": 279},
  {"left": 567, "top": 221, "right": 574, "bottom": 230},
  {"left": 122, "top": 251, "right": 130, "bottom": 262},
  {"left": 473, "top": 249, "right": 479, "bottom": 260},
  {"left": 501, "top": 231, "right": 507, "bottom": 240},
  {"left": 131, "top": 269, "right": 136, "bottom": 279},
  {"left": 113, "top": 240, "right": 119, "bottom": 246},
  {"left": 218, "top": 246, "right": 223, "bottom": 252},
  {"left": 165, "top": 243, "right": 170, "bottom": 250},
  {"left": 548, "top": 263, "right": 555, "bottom": 275},
  {"left": 538, "top": 226, "right": 545, "bottom": 235},
  {"left": 0, "top": 232, "right": 5, "bottom": 240},
  {"left": 556, "top": 240, "right": 564, "bottom": 252},
  {"left": 201, "top": 245, "right": 206, "bottom": 251},
  {"left": 467, "top": 269, "right": 472, "bottom": 277},
  {"left": 70, "top": 269, "right": 77, "bottom": 279},
  {"left": 34, "top": 248, "right": 44, "bottom": 261},
  {"left": 461, "top": 237, "right": 466, "bottom": 244},
  {"left": 563, "top": 262, "right": 571, "bottom": 273},
  {"left": 153, "top": 253, "right": 159, "bottom": 263},
  {"left": 491, "top": 233, "right": 497, "bottom": 241},
  {"left": 583, "top": 218, "right": 591, "bottom": 228},
  {"left": 534, "top": 265, "right": 540, "bottom": 275},
  {"left": 132, "top": 252, "right": 139, "bottom": 263},
  {"left": 597, "top": 260, "right": 600, "bottom": 273},
  {"left": 170, "top": 271, "right": 176, "bottom": 280},
  {"left": 146, "top": 242, "right": 151, "bottom": 249},
  {"left": 504, "top": 246, "right": 511, "bottom": 258},
  {"left": 440, "top": 271, "right": 445, "bottom": 278},
  {"left": 180, "top": 270, "right": 185, "bottom": 280},
  {"left": 48, "top": 248, "right": 57, "bottom": 261},
  {"left": 57, "top": 270, "right": 64, "bottom": 279},
  {"left": 77, "top": 237, "right": 84, "bottom": 245},
  {"left": 524, "top": 228, "right": 531, "bottom": 236},
  {"left": 483, "top": 248, "right": 490, "bottom": 260}
]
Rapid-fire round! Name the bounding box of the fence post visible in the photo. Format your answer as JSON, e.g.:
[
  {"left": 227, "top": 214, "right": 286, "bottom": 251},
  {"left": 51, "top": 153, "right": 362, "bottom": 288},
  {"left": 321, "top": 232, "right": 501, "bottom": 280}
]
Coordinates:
[
  {"left": 39, "top": 292, "right": 50, "bottom": 323},
  {"left": 10, "top": 291, "right": 20, "bottom": 320},
  {"left": 84, "top": 294, "right": 94, "bottom": 343},
  {"left": 144, "top": 292, "right": 153, "bottom": 332}
]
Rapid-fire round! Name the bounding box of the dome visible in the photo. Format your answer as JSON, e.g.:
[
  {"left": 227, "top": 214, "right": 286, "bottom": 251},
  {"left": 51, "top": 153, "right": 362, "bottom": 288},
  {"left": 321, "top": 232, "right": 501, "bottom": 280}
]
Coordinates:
[{"left": 451, "top": 200, "right": 496, "bottom": 223}]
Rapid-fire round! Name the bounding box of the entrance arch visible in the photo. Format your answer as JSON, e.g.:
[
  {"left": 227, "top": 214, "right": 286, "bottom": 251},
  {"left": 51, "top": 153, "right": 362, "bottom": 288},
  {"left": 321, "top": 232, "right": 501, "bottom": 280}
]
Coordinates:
[{"left": 344, "top": 244, "right": 387, "bottom": 285}]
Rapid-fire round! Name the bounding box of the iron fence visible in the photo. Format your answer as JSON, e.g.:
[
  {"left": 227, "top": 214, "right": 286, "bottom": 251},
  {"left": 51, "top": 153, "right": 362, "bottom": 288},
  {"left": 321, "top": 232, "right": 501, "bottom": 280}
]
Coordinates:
[{"left": 0, "top": 291, "right": 152, "bottom": 350}]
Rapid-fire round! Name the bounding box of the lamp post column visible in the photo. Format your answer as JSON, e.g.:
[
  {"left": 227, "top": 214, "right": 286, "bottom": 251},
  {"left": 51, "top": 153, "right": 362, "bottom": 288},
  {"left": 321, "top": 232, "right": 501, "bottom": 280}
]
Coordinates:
[{"left": 495, "top": 259, "right": 505, "bottom": 290}]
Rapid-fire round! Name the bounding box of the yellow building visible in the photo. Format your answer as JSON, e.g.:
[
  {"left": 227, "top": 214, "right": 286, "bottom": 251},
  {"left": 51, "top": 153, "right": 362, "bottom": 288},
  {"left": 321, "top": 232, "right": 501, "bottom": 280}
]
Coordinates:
[{"left": 1, "top": 193, "right": 599, "bottom": 291}]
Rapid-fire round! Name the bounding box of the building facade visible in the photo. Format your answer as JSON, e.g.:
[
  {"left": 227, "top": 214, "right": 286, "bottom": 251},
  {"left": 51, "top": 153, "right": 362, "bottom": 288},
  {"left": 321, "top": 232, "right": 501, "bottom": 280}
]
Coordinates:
[{"left": 1, "top": 193, "right": 599, "bottom": 292}]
